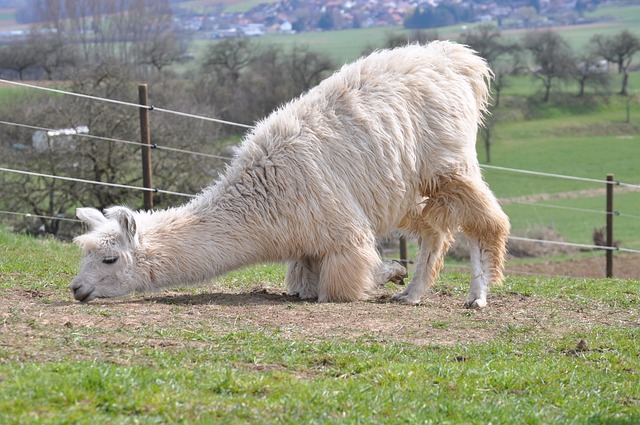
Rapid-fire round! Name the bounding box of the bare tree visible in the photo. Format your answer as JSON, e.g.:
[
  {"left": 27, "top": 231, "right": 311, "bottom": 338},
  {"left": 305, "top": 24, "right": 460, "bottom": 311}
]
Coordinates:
[
  {"left": 523, "top": 31, "right": 576, "bottom": 102},
  {"left": 200, "top": 39, "right": 334, "bottom": 127},
  {"left": 361, "top": 29, "right": 439, "bottom": 56},
  {"left": 288, "top": 44, "right": 334, "bottom": 92},
  {"left": 460, "top": 24, "right": 521, "bottom": 108},
  {"left": 460, "top": 25, "right": 521, "bottom": 163},
  {"left": 27, "top": 30, "right": 79, "bottom": 80},
  {"left": 591, "top": 30, "right": 640, "bottom": 96},
  {"left": 31, "top": 0, "right": 183, "bottom": 74},
  {"left": 0, "top": 41, "right": 38, "bottom": 80},
  {"left": 572, "top": 51, "right": 610, "bottom": 97},
  {"left": 202, "top": 38, "right": 256, "bottom": 85}
]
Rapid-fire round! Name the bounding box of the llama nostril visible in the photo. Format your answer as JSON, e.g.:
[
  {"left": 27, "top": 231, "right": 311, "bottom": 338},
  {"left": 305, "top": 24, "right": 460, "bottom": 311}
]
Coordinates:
[{"left": 69, "top": 280, "right": 87, "bottom": 301}]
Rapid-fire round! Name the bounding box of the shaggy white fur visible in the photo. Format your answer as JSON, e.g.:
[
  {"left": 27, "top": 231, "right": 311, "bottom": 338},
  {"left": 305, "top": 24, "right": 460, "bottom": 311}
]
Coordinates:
[{"left": 71, "top": 41, "right": 509, "bottom": 307}]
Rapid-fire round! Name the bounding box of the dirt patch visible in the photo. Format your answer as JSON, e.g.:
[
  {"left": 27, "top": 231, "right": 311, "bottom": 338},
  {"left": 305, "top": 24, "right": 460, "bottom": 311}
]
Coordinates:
[
  {"left": 502, "top": 253, "right": 640, "bottom": 279},
  {"left": 2, "top": 271, "right": 638, "bottom": 364},
  {"left": 500, "top": 185, "right": 640, "bottom": 206}
]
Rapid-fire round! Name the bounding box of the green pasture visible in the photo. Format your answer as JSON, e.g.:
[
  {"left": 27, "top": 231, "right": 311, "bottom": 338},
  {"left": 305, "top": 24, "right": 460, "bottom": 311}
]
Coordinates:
[
  {"left": 503, "top": 191, "right": 640, "bottom": 249},
  {"left": 476, "top": 82, "right": 640, "bottom": 250},
  {"left": 224, "top": 0, "right": 280, "bottom": 14},
  {"left": 1, "top": 229, "right": 639, "bottom": 424},
  {"left": 178, "top": 0, "right": 280, "bottom": 14}
]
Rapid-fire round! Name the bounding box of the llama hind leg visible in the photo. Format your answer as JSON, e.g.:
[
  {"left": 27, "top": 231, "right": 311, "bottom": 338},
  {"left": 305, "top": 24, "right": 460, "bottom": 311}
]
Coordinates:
[
  {"left": 286, "top": 258, "right": 320, "bottom": 300},
  {"left": 443, "top": 177, "right": 510, "bottom": 309},
  {"left": 462, "top": 200, "right": 509, "bottom": 309},
  {"left": 392, "top": 226, "right": 452, "bottom": 305}
]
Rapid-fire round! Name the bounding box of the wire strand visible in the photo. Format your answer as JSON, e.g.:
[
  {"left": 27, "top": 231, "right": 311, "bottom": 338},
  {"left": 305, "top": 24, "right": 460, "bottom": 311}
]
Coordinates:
[
  {"left": 506, "top": 200, "right": 617, "bottom": 216},
  {"left": 0, "top": 78, "right": 253, "bottom": 129},
  {"left": 151, "top": 106, "right": 253, "bottom": 129},
  {"left": 0, "top": 209, "right": 81, "bottom": 223},
  {"left": 0, "top": 167, "right": 195, "bottom": 198},
  {"left": 508, "top": 236, "right": 640, "bottom": 254},
  {"left": 0, "top": 78, "right": 149, "bottom": 109},
  {"left": 481, "top": 164, "right": 618, "bottom": 185},
  {"left": 0, "top": 119, "right": 235, "bottom": 161}
]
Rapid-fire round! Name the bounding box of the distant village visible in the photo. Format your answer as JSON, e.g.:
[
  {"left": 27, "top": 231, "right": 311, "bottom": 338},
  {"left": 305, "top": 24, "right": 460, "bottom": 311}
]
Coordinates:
[
  {"left": 174, "top": 0, "right": 603, "bottom": 38},
  {"left": 0, "top": 0, "right": 608, "bottom": 40}
]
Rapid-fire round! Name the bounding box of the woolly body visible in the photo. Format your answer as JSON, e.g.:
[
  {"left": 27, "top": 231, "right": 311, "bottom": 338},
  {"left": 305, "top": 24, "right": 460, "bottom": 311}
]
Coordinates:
[{"left": 71, "top": 41, "right": 509, "bottom": 306}]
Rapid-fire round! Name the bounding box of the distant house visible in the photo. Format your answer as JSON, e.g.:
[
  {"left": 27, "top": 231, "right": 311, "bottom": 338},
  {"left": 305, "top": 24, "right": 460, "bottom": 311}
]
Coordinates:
[
  {"left": 241, "top": 24, "right": 265, "bottom": 36},
  {"left": 280, "top": 21, "right": 294, "bottom": 33}
]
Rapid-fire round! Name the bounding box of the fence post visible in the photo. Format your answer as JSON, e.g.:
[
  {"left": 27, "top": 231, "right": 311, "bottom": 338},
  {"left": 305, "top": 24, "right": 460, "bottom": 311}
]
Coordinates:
[
  {"left": 399, "top": 236, "right": 408, "bottom": 270},
  {"left": 606, "top": 173, "right": 614, "bottom": 278},
  {"left": 138, "top": 84, "right": 153, "bottom": 211}
]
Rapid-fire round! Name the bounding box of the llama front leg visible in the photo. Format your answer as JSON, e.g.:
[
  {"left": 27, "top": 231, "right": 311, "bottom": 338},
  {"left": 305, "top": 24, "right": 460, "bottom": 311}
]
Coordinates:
[
  {"left": 286, "top": 258, "right": 319, "bottom": 300},
  {"left": 392, "top": 228, "right": 451, "bottom": 305},
  {"left": 318, "top": 242, "right": 380, "bottom": 302}
]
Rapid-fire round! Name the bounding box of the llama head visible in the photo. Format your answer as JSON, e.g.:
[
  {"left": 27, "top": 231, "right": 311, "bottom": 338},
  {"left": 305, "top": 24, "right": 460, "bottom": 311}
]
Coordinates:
[{"left": 70, "top": 206, "right": 142, "bottom": 302}]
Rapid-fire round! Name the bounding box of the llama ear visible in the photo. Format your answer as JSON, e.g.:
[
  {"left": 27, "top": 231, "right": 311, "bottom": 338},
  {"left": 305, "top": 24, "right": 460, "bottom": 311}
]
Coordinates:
[
  {"left": 76, "top": 208, "right": 108, "bottom": 229},
  {"left": 104, "top": 206, "right": 137, "bottom": 242}
]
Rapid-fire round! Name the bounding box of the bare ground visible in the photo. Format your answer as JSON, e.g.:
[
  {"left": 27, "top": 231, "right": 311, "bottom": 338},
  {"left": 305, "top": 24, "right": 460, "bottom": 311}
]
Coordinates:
[
  {"left": 2, "top": 257, "right": 639, "bottom": 364},
  {"left": 502, "top": 253, "right": 640, "bottom": 279}
]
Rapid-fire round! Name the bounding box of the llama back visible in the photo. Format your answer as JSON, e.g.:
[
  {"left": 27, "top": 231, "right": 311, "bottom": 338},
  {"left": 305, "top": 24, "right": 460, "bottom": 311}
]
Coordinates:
[{"left": 229, "top": 41, "right": 493, "bottom": 236}]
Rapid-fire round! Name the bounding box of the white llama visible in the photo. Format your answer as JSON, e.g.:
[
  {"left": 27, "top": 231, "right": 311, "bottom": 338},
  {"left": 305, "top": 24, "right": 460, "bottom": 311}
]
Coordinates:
[{"left": 71, "top": 41, "right": 510, "bottom": 308}]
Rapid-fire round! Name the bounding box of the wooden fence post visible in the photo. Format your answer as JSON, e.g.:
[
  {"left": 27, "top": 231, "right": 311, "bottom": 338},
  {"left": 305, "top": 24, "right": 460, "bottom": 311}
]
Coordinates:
[
  {"left": 399, "top": 236, "right": 408, "bottom": 270},
  {"left": 138, "top": 84, "right": 153, "bottom": 211},
  {"left": 606, "top": 173, "right": 614, "bottom": 278}
]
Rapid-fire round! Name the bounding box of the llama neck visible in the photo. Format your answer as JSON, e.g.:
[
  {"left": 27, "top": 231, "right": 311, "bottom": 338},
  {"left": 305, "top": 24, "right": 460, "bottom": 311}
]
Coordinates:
[{"left": 136, "top": 190, "right": 275, "bottom": 288}]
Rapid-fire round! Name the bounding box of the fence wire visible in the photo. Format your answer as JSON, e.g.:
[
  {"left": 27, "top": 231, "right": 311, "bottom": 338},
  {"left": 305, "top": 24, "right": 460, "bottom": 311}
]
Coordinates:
[
  {"left": 0, "top": 167, "right": 195, "bottom": 198},
  {"left": 0, "top": 78, "right": 252, "bottom": 129},
  {"left": 0, "top": 119, "right": 234, "bottom": 161}
]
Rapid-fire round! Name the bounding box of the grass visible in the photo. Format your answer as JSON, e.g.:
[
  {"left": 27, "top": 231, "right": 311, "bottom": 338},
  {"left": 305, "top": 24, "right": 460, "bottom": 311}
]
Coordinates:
[
  {"left": 0, "top": 228, "right": 639, "bottom": 424},
  {"left": 178, "top": 0, "right": 280, "bottom": 14},
  {"left": 1, "top": 330, "right": 637, "bottom": 424}
]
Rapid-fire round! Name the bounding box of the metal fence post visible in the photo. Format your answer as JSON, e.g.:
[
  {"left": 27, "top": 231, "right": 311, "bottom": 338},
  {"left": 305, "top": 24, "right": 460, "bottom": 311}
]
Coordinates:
[{"left": 606, "top": 173, "right": 614, "bottom": 278}]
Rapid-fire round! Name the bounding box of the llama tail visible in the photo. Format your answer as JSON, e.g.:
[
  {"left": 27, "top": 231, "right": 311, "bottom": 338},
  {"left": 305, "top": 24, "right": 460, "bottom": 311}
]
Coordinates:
[{"left": 428, "top": 40, "right": 494, "bottom": 125}]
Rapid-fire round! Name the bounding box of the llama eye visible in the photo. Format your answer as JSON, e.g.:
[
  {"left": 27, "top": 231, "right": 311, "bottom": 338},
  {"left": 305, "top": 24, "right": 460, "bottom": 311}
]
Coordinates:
[{"left": 102, "top": 256, "right": 118, "bottom": 265}]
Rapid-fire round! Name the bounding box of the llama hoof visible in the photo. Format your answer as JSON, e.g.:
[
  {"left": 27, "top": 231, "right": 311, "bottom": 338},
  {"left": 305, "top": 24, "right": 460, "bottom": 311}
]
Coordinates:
[
  {"left": 380, "top": 260, "right": 408, "bottom": 286},
  {"left": 288, "top": 291, "right": 317, "bottom": 301},
  {"left": 391, "top": 292, "right": 421, "bottom": 305},
  {"left": 464, "top": 298, "right": 487, "bottom": 309}
]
